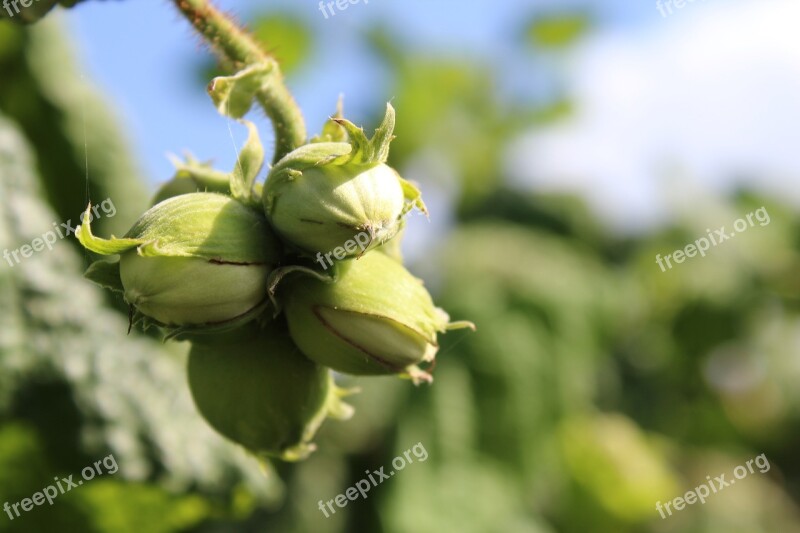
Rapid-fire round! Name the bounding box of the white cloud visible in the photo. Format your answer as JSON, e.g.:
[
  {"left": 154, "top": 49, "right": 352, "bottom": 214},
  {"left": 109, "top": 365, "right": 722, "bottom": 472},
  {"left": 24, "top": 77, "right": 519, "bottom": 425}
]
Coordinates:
[{"left": 508, "top": 0, "right": 800, "bottom": 232}]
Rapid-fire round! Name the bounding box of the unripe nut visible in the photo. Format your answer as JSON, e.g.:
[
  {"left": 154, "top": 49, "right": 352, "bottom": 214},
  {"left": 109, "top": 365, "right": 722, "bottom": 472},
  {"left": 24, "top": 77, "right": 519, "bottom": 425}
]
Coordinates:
[
  {"left": 77, "top": 192, "right": 281, "bottom": 328},
  {"left": 282, "top": 252, "right": 474, "bottom": 382},
  {"left": 188, "top": 325, "right": 353, "bottom": 461}
]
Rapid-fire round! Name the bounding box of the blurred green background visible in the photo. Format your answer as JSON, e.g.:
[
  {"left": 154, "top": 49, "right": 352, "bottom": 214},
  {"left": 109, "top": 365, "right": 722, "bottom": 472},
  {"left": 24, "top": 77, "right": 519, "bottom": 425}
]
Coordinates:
[{"left": 2, "top": 1, "right": 800, "bottom": 532}]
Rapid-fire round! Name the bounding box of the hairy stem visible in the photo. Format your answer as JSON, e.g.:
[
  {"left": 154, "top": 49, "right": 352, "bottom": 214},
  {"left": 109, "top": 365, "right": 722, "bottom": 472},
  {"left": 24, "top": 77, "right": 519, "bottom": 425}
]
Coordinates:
[{"left": 173, "top": 0, "right": 307, "bottom": 163}]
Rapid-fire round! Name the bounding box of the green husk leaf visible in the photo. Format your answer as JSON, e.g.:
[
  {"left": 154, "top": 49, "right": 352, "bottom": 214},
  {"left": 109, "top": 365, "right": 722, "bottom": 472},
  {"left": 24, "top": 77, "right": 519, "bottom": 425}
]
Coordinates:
[
  {"left": 151, "top": 153, "right": 231, "bottom": 206},
  {"left": 311, "top": 96, "right": 347, "bottom": 143},
  {"left": 333, "top": 102, "right": 396, "bottom": 165},
  {"left": 229, "top": 119, "right": 265, "bottom": 206},
  {"left": 208, "top": 63, "right": 274, "bottom": 119},
  {"left": 168, "top": 152, "right": 230, "bottom": 186},
  {"left": 398, "top": 174, "right": 429, "bottom": 216},
  {"left": 75, "top": 205, "right": 143, "bottom": 255},
  {"left": 267, "top": 264, "right": 334, "bottom": 312},
  {"left": 269, "top": 142, "right": 352, "bottom": 178},
  {"left": 447, "top": 320, "right": 477, "bottom": 331},
  {"left": 123, "top": 193, "right": 279, "bottom": 263}
]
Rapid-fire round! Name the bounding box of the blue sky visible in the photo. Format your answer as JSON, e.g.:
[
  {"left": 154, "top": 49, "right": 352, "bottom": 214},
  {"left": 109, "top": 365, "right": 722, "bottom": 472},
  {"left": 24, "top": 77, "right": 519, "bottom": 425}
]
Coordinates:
[
  {"left": 507, "top": 0, "right": 800, "bottom": 231},
  {"left": 61, "top": 0, "right": 797, "bottom": 238},
  {"left": 61, "top": 0, "right": 657, "bottom": 186},
  {"left": 62, "top": 0, "right": 548, "bottom": 187}
]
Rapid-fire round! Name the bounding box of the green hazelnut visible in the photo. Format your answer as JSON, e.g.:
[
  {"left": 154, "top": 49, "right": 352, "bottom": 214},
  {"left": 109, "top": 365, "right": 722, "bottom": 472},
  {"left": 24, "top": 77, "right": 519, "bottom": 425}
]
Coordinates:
[
  {"left": 262, "top": 104, "right": 426, "bottom": 257},
  {"left": 77, "top": 192, "right": 281, "bottom": 331},
  {"left": 187, "top": 325, "right": 353, "bottom": 461},
  {"left": 281, "top": 252, "right": 474, "bottom": 383}
]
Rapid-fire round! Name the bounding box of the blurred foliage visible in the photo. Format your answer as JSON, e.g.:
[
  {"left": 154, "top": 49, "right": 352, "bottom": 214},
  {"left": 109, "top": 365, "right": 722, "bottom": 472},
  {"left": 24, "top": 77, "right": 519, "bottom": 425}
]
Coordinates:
[
  {"left": 0, "top": 21, "right": 282, "bottom": 530},
  {"left": 2, "top": 5, "right": 800, "bottom": 533},
  {"left": 248, "top": 14, "right": 312, "bottom": 75},
  {"left": 367, "top": 26, "right": 524, "bottom": 210},
  {"left": 0, "top": 20, "right": 147, "bottom": 240},
  {"left": 525, "top": 11, "right": 593, "bottom": 49}
]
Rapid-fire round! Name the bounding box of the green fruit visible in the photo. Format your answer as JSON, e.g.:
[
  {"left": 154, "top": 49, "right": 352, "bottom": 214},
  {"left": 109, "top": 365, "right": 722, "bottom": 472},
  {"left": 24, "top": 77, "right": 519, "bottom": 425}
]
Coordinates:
[
  {"left": 187, "top": 325, "right": 352, "bottom": 461},
  {"left": 268, "top": 163, "right": 405, "bottom": 253},
  {"left": 77, "top": 192, "right": 281, "bottom": 330},
  {"left": 118, "top": 254, "right": 267, "bottom": 326},
  {"left": 282, "top": 252, "right": 474, "bottom": 383},
  {"left": 262, "top": 104, "right": 425, "bottom": 257}
]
